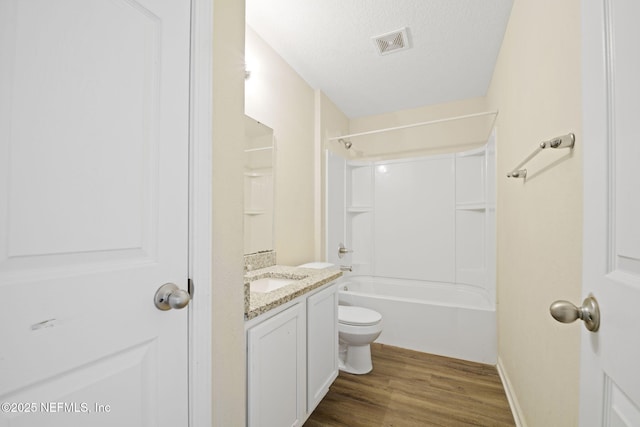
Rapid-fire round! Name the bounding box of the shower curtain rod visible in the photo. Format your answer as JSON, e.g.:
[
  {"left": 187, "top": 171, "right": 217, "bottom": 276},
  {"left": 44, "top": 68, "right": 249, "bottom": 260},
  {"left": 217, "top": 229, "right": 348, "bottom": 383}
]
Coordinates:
[{"left": 327, "top": 110, "right": 498, "bottom": 142}]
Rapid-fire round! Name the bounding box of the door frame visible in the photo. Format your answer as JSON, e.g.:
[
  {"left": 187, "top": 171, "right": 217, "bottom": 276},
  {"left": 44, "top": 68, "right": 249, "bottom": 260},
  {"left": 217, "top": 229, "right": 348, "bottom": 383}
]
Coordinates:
[
  {"left": 580, "top": 0, "right": 603, "bottom": 422},
  {"left": 189, "top": 0, "right": 214, "bottom": 424}
]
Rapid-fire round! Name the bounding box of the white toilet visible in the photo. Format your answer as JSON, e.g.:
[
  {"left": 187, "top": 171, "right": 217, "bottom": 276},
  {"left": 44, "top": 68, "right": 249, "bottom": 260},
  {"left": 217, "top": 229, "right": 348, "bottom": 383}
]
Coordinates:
[
  {"left": 338, "top": 305, "right": 383, "bottom": 375},
  {"left": 297, "top": 262, "right": 383, "bottom": 375}
]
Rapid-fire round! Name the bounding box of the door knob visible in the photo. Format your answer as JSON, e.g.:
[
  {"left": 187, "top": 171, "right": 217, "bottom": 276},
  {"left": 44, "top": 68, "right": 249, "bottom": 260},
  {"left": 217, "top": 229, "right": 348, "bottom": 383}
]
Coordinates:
[
  {"left": 155, "top": 283, "right": 191, "bottom": 311},
  {"left": 549, "top": 294, "right": 600, "bottom": 332}
]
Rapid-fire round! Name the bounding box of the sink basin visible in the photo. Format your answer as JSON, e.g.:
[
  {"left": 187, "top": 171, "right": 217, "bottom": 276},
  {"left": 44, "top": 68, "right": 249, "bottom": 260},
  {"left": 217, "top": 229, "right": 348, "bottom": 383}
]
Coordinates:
[{"left": 250, "top": 277, "right": 299, "bottom": 293}]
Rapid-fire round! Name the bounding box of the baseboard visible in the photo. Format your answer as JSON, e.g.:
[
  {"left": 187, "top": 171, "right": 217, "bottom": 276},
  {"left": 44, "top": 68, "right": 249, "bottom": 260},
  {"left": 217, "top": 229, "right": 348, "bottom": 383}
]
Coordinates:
[{"left": 497, "top": 357, "right": 527, "bottom": 427}]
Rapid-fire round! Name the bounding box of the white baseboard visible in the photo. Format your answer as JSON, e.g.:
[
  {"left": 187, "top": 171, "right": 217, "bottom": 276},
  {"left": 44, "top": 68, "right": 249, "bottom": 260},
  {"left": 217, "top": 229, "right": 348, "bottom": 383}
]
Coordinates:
[{"left": 497, "top": 356, "right": 527, "bottom": 427}]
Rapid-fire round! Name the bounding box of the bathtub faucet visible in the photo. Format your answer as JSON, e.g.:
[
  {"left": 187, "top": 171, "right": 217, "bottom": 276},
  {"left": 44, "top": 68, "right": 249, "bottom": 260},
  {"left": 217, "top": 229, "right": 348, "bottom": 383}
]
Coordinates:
[
  {"left": 340, "top": 265, "right": 353, "bottom": 272},
  {"left": 338, "top": 243, "right": 353, "bottom": 259}
]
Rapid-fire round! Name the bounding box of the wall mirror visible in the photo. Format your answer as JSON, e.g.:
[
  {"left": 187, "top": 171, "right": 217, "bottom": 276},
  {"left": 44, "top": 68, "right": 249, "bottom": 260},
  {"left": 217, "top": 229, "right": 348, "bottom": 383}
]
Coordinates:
[{"left": 244, "top": 115, "right": 275, "bottom": 254}]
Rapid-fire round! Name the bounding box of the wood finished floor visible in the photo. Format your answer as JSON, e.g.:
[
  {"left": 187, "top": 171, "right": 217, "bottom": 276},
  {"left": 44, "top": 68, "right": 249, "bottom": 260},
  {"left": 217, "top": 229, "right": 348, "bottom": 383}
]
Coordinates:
[{"left": 304, "top": 344, "right": 515, "bottom": 427}]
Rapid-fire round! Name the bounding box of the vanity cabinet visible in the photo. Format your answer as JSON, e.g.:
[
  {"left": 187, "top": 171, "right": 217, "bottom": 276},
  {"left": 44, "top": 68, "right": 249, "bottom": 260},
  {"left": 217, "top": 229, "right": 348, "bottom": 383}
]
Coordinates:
[
  {"left": 306, "top": 283, "right": 339, "bottom": 411},
  {"left": 246, "top": 282, "right": 338, "bottom": 427},
  {"left": 247, "top": 302, "right": 306, "bottom": 427}
]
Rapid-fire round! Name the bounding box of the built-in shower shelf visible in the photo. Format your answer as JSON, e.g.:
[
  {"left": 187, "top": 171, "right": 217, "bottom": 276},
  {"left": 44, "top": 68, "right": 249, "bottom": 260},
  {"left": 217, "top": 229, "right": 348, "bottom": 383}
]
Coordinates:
[
  {"left": 243, "top": 146, "right": 273, "bottom": 153},
  {"left": 347, "top": 206, "right": 373, "bottom": 213},
  {"left": 346, "top": 161, "right": 372, "bottom": 168},
  {"left": 455, "top": 202, "right": 486, "bottom": 211}
]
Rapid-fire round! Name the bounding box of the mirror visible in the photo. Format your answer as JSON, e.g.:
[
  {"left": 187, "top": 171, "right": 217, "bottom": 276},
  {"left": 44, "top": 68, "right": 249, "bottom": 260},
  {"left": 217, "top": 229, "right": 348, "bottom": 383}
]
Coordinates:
[{"left": 244, "top": 115, "right": 275, "bottom": 254}]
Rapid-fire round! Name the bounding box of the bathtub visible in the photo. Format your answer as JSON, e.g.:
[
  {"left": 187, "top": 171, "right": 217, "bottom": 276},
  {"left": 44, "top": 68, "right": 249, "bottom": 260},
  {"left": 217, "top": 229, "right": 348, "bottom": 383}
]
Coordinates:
[{"left": 338, "top": 275, "right": 496, "bottom": 364}]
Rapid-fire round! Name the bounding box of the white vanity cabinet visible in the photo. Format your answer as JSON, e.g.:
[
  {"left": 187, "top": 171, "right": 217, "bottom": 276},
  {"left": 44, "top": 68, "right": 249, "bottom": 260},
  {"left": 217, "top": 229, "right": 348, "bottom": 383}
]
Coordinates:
[
  {"left": 246, "top": 282, "right": 338, "bottom": 427},
  {"left": 247, "top": 302, "right": 306, "bottom": 427},
  {"left": 306, "top": 283, "right": 339, "bottom": 412}
]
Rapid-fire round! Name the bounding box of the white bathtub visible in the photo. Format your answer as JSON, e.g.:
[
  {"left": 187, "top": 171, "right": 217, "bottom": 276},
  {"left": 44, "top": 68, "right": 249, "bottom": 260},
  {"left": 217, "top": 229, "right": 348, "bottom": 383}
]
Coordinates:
[{"left": 338, "top": 275, "right": 496, "bottom": 364}]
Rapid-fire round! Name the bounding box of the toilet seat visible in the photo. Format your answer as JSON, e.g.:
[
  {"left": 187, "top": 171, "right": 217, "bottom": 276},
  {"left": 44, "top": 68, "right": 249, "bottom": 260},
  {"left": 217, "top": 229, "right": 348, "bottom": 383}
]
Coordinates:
[{"left": 339, "top": 306, "right": 382, "bottom": 326}]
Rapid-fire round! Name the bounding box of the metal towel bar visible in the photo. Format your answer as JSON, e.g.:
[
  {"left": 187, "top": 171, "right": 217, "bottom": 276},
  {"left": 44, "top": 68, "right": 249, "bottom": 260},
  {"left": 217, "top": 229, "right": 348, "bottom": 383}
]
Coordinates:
[{"left": 507, "top": 133, "right": 575, "bottom": 178}]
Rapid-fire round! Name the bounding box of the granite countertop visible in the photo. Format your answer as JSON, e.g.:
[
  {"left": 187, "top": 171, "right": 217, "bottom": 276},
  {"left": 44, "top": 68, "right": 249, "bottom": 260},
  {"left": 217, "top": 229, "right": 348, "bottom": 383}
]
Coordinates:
[{"left": 244, "top": 265, "right": 342, "bottom": 320}]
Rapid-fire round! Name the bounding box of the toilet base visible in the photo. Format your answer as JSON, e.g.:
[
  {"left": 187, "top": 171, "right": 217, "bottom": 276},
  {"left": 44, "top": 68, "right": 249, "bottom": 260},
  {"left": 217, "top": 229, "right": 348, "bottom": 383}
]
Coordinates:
[{"left": 338, "top": 343, "right": 373, "bottom": 375}]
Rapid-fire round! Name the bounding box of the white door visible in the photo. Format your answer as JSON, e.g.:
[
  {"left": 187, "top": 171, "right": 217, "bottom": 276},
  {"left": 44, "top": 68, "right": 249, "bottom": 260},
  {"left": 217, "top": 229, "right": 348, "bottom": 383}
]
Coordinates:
[
  {"left": 579, "top": 0, "right": 640, "bottom": 425},
  {"left": 0, "top": 0, "right": 191, "bottom": 426}
]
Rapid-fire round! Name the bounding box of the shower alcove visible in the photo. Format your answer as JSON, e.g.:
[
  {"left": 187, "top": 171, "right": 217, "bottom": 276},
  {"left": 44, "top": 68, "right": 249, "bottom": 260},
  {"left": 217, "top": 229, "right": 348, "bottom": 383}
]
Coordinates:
[{"left": 326, "top": 118, "right": 497, "bottom": 364}]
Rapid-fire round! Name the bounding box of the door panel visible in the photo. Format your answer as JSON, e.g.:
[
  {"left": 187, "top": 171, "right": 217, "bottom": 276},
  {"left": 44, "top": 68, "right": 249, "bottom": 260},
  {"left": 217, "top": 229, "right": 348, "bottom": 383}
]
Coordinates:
[
  {"left": 307, "top": 284, "right": 338, "bottom": 412},
  {"left": 607, "top": 380, "right": 640, "bottom": 427},
  {"left": 0, "top": 0, "right": 191, "bottom": 425},
  {"left": 247, "top": 304, "right": 305, "bottom": 427},
  {"left": 4, "top": 0, "right": 158, "bottom": 258},
  {"left": 4, "top": 341, "right": 158, "bottom": 426},
  {"left": 581, "top": 0, "right": 640, "bottom": 424}
]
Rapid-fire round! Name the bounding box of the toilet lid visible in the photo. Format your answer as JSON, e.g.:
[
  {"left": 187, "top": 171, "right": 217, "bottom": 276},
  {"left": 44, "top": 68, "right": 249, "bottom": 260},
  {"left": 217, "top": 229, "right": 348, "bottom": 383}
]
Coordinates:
[{"left": 339, "top": 306, "right": 382, "bottom": 326}]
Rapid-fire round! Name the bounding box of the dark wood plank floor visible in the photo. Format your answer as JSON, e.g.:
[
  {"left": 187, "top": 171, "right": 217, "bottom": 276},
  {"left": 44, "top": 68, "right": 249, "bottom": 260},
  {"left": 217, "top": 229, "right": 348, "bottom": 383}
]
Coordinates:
[{"left": 304, "top": 343, "right": 515, "bottom": 427}]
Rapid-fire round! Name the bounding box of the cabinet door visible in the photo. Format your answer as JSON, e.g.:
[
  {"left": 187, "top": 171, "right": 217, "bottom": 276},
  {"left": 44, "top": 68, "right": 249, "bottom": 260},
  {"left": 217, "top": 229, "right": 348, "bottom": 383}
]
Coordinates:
[
  {"left": 247, "top": 303, "right": 306, "bottom": 427},
  {"left": 307, "top": 284, "right": 339, "bottom": 412}
]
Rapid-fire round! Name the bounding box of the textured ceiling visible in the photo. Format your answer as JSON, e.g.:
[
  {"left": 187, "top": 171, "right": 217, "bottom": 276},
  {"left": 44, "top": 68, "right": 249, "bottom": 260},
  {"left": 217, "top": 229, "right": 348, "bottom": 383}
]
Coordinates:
[{"left": 246, "top": 0, "right": 514, "bottom": 118}]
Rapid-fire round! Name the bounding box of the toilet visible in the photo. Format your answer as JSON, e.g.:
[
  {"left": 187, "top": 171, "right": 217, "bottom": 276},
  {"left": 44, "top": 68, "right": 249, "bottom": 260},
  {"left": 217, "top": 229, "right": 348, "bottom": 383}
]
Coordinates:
[
  {"left": 297, "top": 262, "right": 383, "bottom": 375},
  {"left": 338, "top": 305, "right": 383, "bottom": 374}
]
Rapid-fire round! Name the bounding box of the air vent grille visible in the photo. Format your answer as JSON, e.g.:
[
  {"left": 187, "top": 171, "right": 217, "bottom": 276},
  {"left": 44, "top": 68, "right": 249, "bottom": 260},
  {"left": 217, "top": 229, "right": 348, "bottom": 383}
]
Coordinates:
[{"left": 373, "top": 27, "right": 410, "bottom": 55}]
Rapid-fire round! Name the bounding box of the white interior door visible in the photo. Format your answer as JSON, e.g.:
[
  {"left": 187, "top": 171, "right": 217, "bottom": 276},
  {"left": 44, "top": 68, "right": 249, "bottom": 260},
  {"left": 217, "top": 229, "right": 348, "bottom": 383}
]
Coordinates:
[
  {"left": 0, "top": 1, "right": 191, "bottom": 426},
  {"left": 580, "top": 0, "right": 640, "bottom": 425}
]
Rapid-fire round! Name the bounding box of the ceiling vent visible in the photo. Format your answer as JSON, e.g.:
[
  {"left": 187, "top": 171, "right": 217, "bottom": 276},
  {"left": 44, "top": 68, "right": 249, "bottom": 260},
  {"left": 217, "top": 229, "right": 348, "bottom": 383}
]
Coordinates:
[{"left": 372, "top": 27, "right": 411, "bottom": 56}]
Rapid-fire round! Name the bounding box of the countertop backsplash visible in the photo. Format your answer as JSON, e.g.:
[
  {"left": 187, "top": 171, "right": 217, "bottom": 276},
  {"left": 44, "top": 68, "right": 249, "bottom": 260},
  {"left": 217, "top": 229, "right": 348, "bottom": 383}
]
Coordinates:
[{"left": 244, "top": 250, "right": 276, "bottom": 271}]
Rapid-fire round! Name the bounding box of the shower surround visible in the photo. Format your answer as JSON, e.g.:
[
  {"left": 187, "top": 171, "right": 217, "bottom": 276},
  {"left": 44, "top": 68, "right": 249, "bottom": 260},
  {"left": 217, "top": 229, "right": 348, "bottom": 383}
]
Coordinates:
[{"left": 327, "top": 134, "right": 496, "bottom": 363}]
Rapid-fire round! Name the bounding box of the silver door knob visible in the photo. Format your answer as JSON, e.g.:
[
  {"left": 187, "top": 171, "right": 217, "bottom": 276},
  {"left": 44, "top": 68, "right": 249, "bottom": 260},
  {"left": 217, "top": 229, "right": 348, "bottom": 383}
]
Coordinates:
[
  {"left": 549, "top": 294, "right": 600, "bottom": 332},
  {"left": 155, "top": 283, "right": 191, "bottom": 311}
]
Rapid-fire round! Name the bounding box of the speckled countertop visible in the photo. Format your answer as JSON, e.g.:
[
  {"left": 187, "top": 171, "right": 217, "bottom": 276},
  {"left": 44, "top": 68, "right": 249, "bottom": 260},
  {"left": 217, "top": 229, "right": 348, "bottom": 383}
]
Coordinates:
[{"left": 244, "top": 265, "right": 342, "bottom": 320}]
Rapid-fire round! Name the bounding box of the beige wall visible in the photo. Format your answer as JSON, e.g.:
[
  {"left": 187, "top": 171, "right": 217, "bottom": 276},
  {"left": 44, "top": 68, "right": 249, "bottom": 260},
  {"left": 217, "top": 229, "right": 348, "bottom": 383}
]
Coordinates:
[
  {"left": 487, "top": 0, "right": 582, "bottom": 425},
  {"left": 212, "top": 0, "right": 246, "bottom": 424},
  {"left": 245, "top": 27, "right": 316, "bottom": 266}
]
